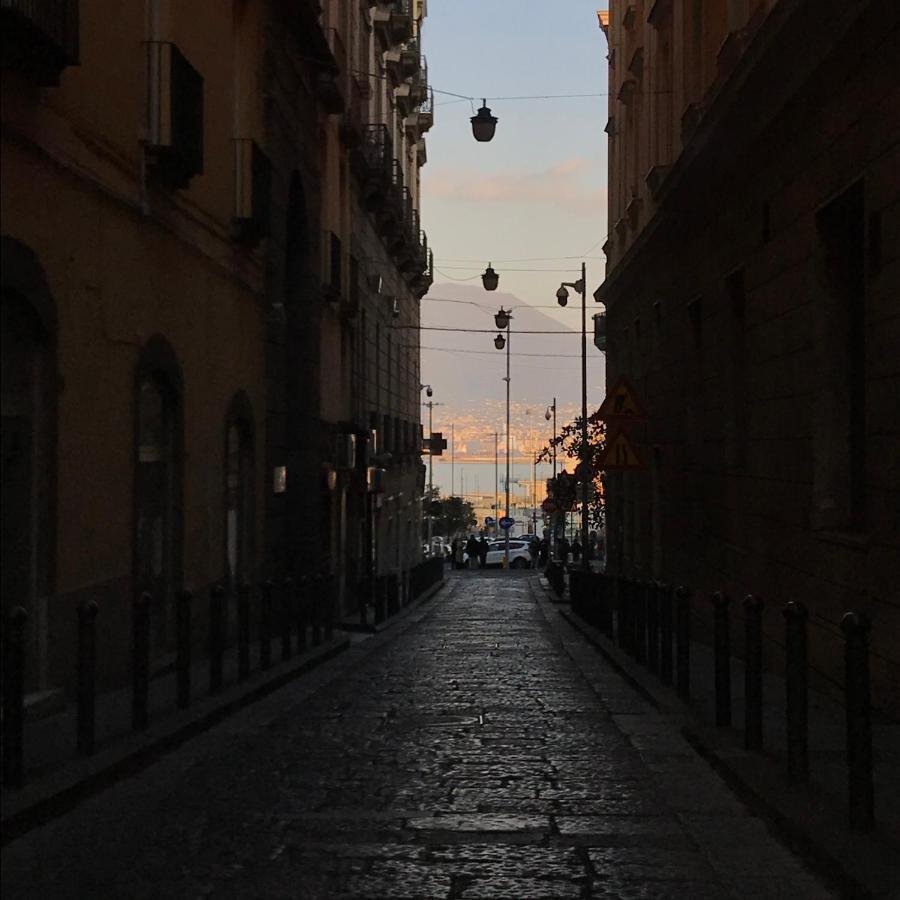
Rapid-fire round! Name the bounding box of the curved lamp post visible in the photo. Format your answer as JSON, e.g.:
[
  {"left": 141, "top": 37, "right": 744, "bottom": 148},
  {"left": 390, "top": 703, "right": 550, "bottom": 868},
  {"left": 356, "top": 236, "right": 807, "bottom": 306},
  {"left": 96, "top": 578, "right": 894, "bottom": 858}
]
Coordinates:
[
  {"left": 557, "top": 262, "right": 589, "bottom": 571},
  {"left": 471, "top": 100, "right": 498, "bottom": 142}
]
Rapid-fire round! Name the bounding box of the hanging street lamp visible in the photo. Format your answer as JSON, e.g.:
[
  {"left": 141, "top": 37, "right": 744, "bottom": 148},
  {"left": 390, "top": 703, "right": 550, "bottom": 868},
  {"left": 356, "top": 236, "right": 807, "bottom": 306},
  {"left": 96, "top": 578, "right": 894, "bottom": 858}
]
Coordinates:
[
  {"left": 482, "top": 263, "right": 500, "bottom": 291},
  {"left": 493, "top": 305, "right": 510, "bottom": 329},
  {"left": 471, "top": 99, "right": 498, "bottom": 142},
  {"left": 493, "top": 333, "right": 506, "bottom": 350}
]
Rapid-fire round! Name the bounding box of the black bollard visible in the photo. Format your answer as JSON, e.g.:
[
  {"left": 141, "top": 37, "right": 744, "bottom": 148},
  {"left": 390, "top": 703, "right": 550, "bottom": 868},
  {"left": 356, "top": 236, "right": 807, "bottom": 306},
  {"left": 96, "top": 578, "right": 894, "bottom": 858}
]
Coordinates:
[
  {"left": 713, "top": 592, "right": 732, "bottom": 727},
  {"left": 296, "top": 575, "right": 308, "bottom": 652},
  {"left": 237, "top": 583, "right": 251, "bottom": 680},
  {"left": 634, "top": 580, "right": 647, "bottom": 665},
  {"left": 358, "top": 573, "right": 369, "bottom": 628},
  {"left": 841, "top": 612, "right": 874, "bottom": 831},
  {"left": 259, "top": 580, "right": 273, "bottom": 670},
  {"left": 616, "top": 577, "right": 628, "bottom": 650},
  {"left": 323, "top": 572, "right": 334, "bottom": 641},
  {"left": 209, "top": 584, "right": 225, "bottom": 693},
  {"left": 76, "top": 600, "right": 99, "bottom": 756},
  {"left": 647, "top": 581, "right": 660, "bottom": 675},
  {"left": 280, "top": 577, "right": 293, "bottom": 662},
  {"left": 175, "top": 590, "right": 192, "bottom": 709},
  {"left": 659, "top": 583, "right": 674, "bottom": 685},
  {"left": 2, "top": 607, "right": 29, "bottom": 786},
  {"left": 312, "top": 574, "right": 323, "bottom": 646},
  {"left": 132, "top": 592, "right": 152, "bottom": 731},
  {"left": 675, "top": 586, "right": 691, "bottom": 700},
  {"left": 743, "top": 595, "right": 764, "bottom": 751},
  {"left": 784, "top": 601, "right": 809, "bottom": 782}
]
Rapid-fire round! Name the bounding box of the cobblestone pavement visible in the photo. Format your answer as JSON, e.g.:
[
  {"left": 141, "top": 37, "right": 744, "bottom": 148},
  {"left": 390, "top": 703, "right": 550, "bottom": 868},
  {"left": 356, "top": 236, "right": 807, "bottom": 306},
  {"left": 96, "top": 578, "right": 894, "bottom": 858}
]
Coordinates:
[{"left": 2, "top": 572, "right": 835, "bottom": 899}]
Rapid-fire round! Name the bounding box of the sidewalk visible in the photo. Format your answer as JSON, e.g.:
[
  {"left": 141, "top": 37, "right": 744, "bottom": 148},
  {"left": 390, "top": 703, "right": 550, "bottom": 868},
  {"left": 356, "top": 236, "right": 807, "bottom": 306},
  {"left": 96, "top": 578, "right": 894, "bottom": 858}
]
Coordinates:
[
  {"left": 2, "top": 577, "right": 446, "bottom": 844},
  {"left": 533, "top": 573, "right": 900, "bottom": 900}
]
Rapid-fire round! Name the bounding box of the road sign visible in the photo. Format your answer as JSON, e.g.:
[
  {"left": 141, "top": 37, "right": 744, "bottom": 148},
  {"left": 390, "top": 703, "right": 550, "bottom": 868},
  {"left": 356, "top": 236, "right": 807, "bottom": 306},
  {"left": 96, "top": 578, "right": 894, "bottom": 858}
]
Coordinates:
[
  {"left": 498, "top": 516, "right": 514, "bottom": 530},
  {"left": 598, "top": 375, "right": 648, "bottom": 422},
  {"left": 428, "top": 432, "right": 448, "bottom": 456},
  {"left": 484, "top": 516, "right": 495, "bottom": 526},
  {"left": 598, "top": 429, "right": 647, "bottom": 471}
]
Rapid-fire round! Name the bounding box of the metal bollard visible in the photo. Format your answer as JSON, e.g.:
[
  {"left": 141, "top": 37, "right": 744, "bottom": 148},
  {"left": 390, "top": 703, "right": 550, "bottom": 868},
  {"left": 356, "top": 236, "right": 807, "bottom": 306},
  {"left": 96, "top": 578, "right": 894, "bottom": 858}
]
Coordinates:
[
  {"left": 713, "top": 592, "right": 732, "bottom": 727},
  {"left": 784, "top": 601, "right": 809, "bottom": 782},
  {"left": 237, "top": 583, "right": 251, "bottom": 680},
  {"left": 209, "top": 584, "right": 226, "bottom": 693},
  {"left": 2, "top": 607, "right": 29, "bottom": 786},
  {"left": 280, "top": 577, "right": 293, "bottom": 662},
  {"left": 77, "top": 600, "right": 99, "bottom": 756},
  {"left": 647, "top": 581, "right": 660, "bottom": 675},
  {"left": 743, "top": 595, "right": 764, "bottom": 751},
  {"left": 296, "top": 575, "right": 308, "bottom": 652},
  {"left": 675, "top": 586, "right": 691, "bottom": 699},
  {"left": 358, "top": 573, "right": 369, "bottom": 628},
  {"left": 259, "top": 580, "right": 273, "bottom": 670},
  {"left": 312, "top": 573, "right": 323, "bottom": 646},
  {"left": 132, "top": 592, "right": 152, "bottom": 731},
  {"left": 659, "top": 583, "right": 674, "bottom": 685},
  {"left": 175, "top": 590, "right": 192, "bottom": 709},
  {"left": 841, "top": 612, "right": 874, "bottom": 830},
  {"left": 616, "top": 577, "right": 628, "bottom": 650},
  {"left": 634, "top": 580, "right": 647, "bottom": 664},
  {"left": 324, "top": 572, "right": 334, "bottom": 641}
]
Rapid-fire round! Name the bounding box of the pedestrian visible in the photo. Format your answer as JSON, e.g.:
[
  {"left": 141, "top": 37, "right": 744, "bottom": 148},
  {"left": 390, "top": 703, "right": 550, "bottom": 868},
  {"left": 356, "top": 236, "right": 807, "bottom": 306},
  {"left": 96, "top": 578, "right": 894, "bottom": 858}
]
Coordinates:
[
  {"left": 454, "top": 539, "right": 466, "bottom": 570},
  {"left": 557, "top": 535, "right": 570, "bottom": 564},
  {"left": 573, "top": 537, "right": 582, "bottom": 563},
  {"left": 478, "top": 535, "right": 489, "bottom": 569},
  {"left": 538, "top": 537, "right": 549, "bottom": 567},
  {"left": 465, "top": 534, "right": 479, "bottom": 570},
  {"left": 528, "top": 537, "right": 540, "bottom": 569}
]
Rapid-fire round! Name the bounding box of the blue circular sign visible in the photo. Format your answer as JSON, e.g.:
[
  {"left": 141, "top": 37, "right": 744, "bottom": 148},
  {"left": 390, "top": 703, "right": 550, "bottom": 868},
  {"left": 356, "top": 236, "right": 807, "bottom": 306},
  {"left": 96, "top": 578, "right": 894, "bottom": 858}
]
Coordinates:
[
  {"left": 498, "top": 516, "right": 514, "bottom": 530},
  {"left": 484, "top": 516, "right": 495, "bottom": 526}
]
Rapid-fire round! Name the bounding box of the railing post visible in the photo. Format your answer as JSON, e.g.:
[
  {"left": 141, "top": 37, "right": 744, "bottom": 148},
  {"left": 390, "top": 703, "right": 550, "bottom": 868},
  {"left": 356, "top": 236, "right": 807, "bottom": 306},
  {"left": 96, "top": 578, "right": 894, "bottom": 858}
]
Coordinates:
[
  {"left": 743, "top": 594, "right": 764, "bottom": 750},
  {"left": 616, "top": 577, "right": 628, "bottom": 650},
  {"left": 324, "top": 572, "right": 334, "bottom": 641},
  {"left": 659, "top": 583, "right": 674, "bottom": 685},
  {"left": 784, "top": 600, "right": 809, "bottom": 783},
  {"left": 841, "top": 611, "right": 874, "bottom": 831},
  {"left": 76, "top": 600, "right": 99, "bottom": 756},
  {"left": 237, "top": 582, "right": 251, "bottom": 680},
  {"left": 647, "top": 580, "right": 660, "bottom": 675},
  {"left": 358, "top": 573, "right": 369, "bottom": 627},
  {"left": 280, "top": 577, "right": 293, "bottom": 662},
  {"left": 296, "top": 575, "right": 308, "bottom": 652},
  {"left": 210, "top": 584, "right": 226, "bottom": 693},
  {"left": 2, "top": 607, "right": 28, "bottom": 786},
  {"left": 132, "top": 592, "right": 151, "bottom": 731},
  {"left": 713, "top": 591, "right": 732, "bottom": 727},
  {"left": 675, "top": 586, "right": 691, "bottom": 699},
  {"left": 259, "top": 580, "right": 273, "bottom": 671},
  {"left": 312, "top": 573, "right": 323, "bottom": 646},
  {"left": 175, "top": 589, "right": 192, "bottom": 709},
  {"left": 634, "top": 580, "right": 647, "bottom": 665}
]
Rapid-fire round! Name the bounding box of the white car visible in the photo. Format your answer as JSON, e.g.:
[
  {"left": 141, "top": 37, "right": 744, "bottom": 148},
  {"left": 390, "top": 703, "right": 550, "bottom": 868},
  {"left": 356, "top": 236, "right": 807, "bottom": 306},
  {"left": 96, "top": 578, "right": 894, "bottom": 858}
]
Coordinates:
[{"left": 467, "top": 539, "right": 533, "bottom": 569}]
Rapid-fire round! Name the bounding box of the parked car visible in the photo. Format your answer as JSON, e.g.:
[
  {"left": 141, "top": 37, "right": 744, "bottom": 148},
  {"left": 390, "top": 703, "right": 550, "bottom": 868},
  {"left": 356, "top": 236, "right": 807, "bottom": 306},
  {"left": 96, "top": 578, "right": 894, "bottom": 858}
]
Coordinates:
[{"left": 465, "top": 539, "right": 532, "bottom": 569}]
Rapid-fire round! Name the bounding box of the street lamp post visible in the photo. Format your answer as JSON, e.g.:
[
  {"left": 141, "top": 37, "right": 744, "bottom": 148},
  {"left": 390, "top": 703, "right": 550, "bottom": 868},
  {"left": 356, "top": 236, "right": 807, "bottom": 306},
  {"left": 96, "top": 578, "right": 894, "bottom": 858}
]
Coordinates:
[
  {"left": 545, "top": 397, "right": 557, "bottom": 556},
  {"left": 493, "top": 305, "right": 512, "bottom": 572},
  {"left": 421, "top": 385, "right": 442, "bottom": 555},
  {"left": 557, "top": 262, "right": 590, "bottom": 572}
]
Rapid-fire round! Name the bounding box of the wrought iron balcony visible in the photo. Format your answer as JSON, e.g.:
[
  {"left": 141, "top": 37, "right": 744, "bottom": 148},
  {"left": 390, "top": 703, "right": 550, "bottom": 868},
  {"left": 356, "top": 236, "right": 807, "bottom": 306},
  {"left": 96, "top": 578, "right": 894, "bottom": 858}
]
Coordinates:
[
  {"left": 146, "top": 42, "right": 204, "bottom": 189},
  {"left": 1, "top": 0, "right": 79, "bottom": 85},
  {"left": 233, "top": 139, "right": 272, "bottom": 246},
  {"left": 351, "top": 124, "right": 393, "bottom": 206},
  {"left": 399, "top": 39, "right": 419, "bottom": 79},
  {"left": 389, "top": 0, "right": 412, "bottom": 45}
]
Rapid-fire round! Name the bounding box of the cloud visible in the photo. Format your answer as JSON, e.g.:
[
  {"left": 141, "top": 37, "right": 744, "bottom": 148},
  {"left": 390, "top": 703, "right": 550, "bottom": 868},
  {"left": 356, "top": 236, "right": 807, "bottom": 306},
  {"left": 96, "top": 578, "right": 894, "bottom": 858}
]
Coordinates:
[{"left": 425, "top": 158, "right": 606, "bottom": 213}]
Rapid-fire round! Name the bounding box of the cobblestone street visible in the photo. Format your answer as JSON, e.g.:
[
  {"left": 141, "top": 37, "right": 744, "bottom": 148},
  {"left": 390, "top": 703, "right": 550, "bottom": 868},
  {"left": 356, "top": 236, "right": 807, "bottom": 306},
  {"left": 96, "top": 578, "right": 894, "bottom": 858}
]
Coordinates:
[{"left": 2, "top": 572, "right": 835, "bottom": 899}]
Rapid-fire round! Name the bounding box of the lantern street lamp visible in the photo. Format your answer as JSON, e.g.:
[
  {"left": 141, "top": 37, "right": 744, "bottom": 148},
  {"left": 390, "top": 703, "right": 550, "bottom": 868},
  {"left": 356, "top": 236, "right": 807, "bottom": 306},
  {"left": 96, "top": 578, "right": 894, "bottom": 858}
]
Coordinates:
[
  {"left": 557, "top": 262, "right": 590, "bottom": 571},
  {"left": 492, "top": 305, "right": 513, "bottom": 572},
  {"left": 545, "top": 398, "right": 557, "bottom": 558},
  {"left": 482, "top": 263, "right": 500, "bottom": 292},
  {"left": 471, "top": 99, "right": 498, "bottom": 142}
]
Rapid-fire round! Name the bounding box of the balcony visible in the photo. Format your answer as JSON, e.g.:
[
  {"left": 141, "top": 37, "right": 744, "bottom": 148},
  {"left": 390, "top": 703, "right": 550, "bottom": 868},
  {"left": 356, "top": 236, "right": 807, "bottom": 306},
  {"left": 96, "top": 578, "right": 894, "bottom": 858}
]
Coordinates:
[
  {"left": 1, "top": 0, "right": 79, "bottom": 85},
  {"left": 146, "top": 42, "right": 204, "bottom": 189},
  {"left": 315, "top": 28, "right": 346, "bottom": 114},
  {"left": 399, "top": 40, "right": 419, "bottom": 78},
  {"left": 376, "top": 158, "right": 404, "bottom": 239},
  {"left": 410, "top": 241, "right": 433, "bottom": 299},
  {"left": 351, "top": 124, "right": 393, "bottom": 208},
  {"left": 321, "top": 230, "right": 342, "bottom": 302},
  {"left": 233, "top": 139, "right": 272, "bottom": 246},
  {"left": 372, "top": 0, "right": 412, "bottom": 49}
]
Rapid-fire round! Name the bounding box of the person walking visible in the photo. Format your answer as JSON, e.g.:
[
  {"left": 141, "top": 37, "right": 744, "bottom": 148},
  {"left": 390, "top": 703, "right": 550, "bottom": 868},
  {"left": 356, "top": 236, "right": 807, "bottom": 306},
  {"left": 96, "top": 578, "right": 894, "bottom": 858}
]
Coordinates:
[
  {"left": 557, "top": 535, "right": 570, "bottom": 564},
  {"left": 538, "top": 536, "right": 549, "bottom": 567},
  {"left": 478, "top": 535, "right": 489, "bottom": 569},
  {"left": 465, "top": 534, "right": 479, "bottom": 570},
  {"left": 528, "top": 536, "right": 540, "bottom": 569},
  {"left": 572, "top": 537, "right": 582, "bottom": 563}
]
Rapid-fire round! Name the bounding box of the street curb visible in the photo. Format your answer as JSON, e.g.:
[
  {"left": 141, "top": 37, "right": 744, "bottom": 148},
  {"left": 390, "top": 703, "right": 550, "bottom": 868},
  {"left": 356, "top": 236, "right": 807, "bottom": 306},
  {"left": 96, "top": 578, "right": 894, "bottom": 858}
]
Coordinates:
[
  {"left": 1, "top": 635, "right": 349, "bottom": 846},
  {"left": 552, "top": 596, "right": 898, "bottom": 900},
  {"left": 339, "top": 577, "right": 447, "bottom": 633}
]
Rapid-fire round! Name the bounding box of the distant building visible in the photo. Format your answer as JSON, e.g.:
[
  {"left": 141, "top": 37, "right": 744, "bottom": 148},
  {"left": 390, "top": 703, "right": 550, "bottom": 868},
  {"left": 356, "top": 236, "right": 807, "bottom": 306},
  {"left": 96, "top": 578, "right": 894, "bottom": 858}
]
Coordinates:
[
  {"left": 1, "top": 1, "right": 432, "bottom": 700},
  {"left": 597, "top": 0, "right": 899, "bottom": 715}
]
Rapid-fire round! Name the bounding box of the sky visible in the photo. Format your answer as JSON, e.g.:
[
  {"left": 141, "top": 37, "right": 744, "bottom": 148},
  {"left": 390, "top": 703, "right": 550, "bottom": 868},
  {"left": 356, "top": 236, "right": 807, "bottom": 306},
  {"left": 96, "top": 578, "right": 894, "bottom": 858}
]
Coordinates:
[{"left": 419, "top": 1, "right": 611, "bottom": 500}]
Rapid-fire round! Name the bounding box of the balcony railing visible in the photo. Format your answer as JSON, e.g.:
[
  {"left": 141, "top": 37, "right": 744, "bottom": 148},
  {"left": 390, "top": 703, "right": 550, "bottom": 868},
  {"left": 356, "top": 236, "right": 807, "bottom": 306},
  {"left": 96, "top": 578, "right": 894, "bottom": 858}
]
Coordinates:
[
  {"left": 146, "top": 42, "right": 204, "bottom": 189},
  {"left": 352, "top": 124, "right": 394, "bottom": 205},
  {"left": 389, "top": 0, "right": 412, "bottom": 45},
  {"left": 1, "top": 0, "right": 79, "bottom": 85},
  {"left": 233, "top": 139, "right": 272, "bottom": 246}
]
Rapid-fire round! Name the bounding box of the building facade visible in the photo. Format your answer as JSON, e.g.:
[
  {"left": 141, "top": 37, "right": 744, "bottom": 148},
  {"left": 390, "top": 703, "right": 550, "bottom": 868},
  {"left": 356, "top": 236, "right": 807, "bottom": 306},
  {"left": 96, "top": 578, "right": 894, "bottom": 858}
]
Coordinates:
[
  {"left": 597, "top": 0, "right": 899, "bottom": 715},
  {"left": 1, "top": 0, "right": 431, "bottom": 701}
]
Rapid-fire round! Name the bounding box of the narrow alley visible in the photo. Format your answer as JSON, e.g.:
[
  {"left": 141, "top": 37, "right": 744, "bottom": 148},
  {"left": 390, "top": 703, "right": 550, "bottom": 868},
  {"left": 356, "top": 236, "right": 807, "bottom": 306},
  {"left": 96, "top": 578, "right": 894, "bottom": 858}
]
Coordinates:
[{"left": 1, "top": 573, "right": 834, "bottom": 899}]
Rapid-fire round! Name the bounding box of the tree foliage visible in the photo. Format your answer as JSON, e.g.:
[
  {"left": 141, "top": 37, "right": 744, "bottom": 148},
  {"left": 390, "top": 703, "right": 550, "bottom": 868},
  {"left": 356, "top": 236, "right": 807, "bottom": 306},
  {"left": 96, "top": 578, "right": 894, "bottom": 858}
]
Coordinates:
[
  {"left": 537, "top": 409, "right": 607, "bottom": 530},
  {"left": 423, "top": 489, "right": 477, "bottom": 539}
]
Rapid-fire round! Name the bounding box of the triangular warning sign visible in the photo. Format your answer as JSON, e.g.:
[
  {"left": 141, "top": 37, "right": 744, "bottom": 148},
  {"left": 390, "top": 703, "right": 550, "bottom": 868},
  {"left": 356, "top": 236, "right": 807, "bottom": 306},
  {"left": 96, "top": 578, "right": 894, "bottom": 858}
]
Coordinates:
[
  {"left": 598, "top": 374, "right": 648, "bottom": 422},
  {"left": 598, "top": 429, "right": 646, "bottom": 471}
]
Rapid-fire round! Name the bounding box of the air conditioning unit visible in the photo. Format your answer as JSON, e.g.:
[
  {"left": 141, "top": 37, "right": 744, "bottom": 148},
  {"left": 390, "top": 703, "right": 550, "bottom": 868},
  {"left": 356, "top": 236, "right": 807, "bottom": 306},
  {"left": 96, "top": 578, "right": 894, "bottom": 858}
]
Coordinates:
[{"left": 335, "top": 434, "right": 356, "bottom": 469}]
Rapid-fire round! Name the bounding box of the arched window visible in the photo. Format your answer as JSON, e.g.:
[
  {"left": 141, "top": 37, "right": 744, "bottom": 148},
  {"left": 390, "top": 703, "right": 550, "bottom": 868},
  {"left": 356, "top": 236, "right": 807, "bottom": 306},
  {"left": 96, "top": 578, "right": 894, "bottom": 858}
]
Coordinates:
[
  {"left": 224, "top": 392, "right": 255, "bottom": 587},
  {"left": 133, "top": 337, "right": 183, "bottom": 645}
]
